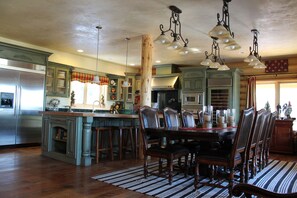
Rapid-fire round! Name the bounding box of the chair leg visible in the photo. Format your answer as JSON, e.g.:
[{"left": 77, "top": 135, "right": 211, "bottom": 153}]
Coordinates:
[
  {"left": 96, "top": 129, "right": 99, "bottom": 164},
  {"left": 144, "top": 155, "right": 148, "bottom": 178},
  {"left": 108, "top": 128, "right": 114, "bottom": 161},
  {"left": 228, "top": 168, "right": 235, "bottom": 195},
  {"left": 194, "top": 161, "right": 200, "bottom": 190},
  {"left": 158, "top": 158, "right": 163, "bottom": 175},
  {"left": 168, "top": 159, "right": 173, "bottom": 185}
]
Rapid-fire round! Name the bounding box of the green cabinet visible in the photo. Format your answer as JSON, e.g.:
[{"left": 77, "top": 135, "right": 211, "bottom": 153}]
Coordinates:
[
  {"left": 206, "top": 68, "right": 241, "bottom": 123},
  {"left": 107, "top": 75, "right": 124, "bottom": 101},
  {"left": 46, "top": 62, "right": 70, "bottom": 97},
  {"left": 42, "top": 115, "right": 82, "bottom": 165},
  {"left": 180, "top": 67, "right": 206, "bottom": 92}
]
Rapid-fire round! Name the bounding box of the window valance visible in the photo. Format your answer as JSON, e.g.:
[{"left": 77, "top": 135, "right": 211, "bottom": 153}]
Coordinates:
[{"left": 71, "top": 71, "right": 109, "bottom": 85}]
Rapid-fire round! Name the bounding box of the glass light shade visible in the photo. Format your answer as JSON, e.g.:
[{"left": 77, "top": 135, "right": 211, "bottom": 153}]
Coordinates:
[
  {"left": 253, "top": 62, "right": 267, "bottom": 69},
  {"left": 248, "top": 59, "right": 260, "bottom": 66},
  {"left": 218, "top": 64, "right": 230, "bottom": 71},
  {"left": 209, "top": 24, "right": 229, "bottom": 38},
  {"left": 167, "top": 40, "right": 182, "bottom": 50},
  {"left": 209, "top": 61, "right": 220, "bottom": 69},
  {"left": 217, "top": 35, "right": 234, "bottom": 44},
  {"left": 154, "top": 34, "right": 171, "bottom": 45},
  {"left": 92, "top": 75, "right": 100, "bottom": 84},
  {"left": 224, "top": 41, "right": 241, "bottom": 50},
  {"left": 122, "top": 80, "right": 129, "bottom": 87},
  {"left": 244, "top": 54, "right": 257, "bottom": 62},
  {"left": 179, "top": 46, "right": 190, "bottom": 55},
  {"left": 200, "top": 58, "right": 213, "bottom": 66}
]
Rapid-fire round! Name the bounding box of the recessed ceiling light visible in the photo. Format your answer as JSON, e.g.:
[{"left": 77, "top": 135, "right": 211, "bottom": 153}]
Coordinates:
[
  {"left": 130, "top": 63, "right": 135, "bottom": 66},
  {"left": 155, "top": 60, "right": 161, "bottom": 63},
  {"left": 191, "top": 48, "right": 201, "bottom": 53},
  {"left": 77, "top": 49, "right": 84, "bottom": 53}
]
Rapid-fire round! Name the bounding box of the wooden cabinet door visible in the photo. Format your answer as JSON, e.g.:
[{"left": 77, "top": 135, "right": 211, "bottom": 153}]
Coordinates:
[
  {"left": 183, "top": 78, "right": 204, "bottom": 91},
  {"left": 271, "top": 120, "right": 294, "bottom": 154}
]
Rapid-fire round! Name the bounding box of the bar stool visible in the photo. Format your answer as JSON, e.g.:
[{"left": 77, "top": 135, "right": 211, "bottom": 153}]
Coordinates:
[
  {"left": 113, "top": 126, "right": 136, "bottom": 160},
  {"left": 93, "top": 127, "right": 114, "bottom": 163}
]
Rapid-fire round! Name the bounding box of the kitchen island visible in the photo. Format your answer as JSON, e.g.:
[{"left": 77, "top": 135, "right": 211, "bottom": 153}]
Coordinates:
[{"left": 40, "top": 111, "right": 139, "bottom": 166}]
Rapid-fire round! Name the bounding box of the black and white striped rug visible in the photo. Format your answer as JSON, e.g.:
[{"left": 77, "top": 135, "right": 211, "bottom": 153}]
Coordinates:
[{"left": 92, "top": 160, "right": 297, "bottom": 197}]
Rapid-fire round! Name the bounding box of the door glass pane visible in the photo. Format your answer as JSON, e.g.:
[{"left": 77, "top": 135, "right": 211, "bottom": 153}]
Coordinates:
[
  {"left": 280, "top": 83, "right": 297, "bottom": 130},
  {"left": 256, "top": 83, "right": 275, "bottom": 111}
]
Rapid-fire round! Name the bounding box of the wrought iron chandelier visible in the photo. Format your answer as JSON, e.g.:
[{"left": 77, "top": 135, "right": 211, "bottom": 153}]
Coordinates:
[
  {"left": 244, "top": 29, "right": 266, "bottom": 69},
  {"left": 154, "top": 5, "right": 195, "bottom": 55},
  {"left": 209, "top": 0, "right": 240, "bottom": 51},
  {"left": 200, "top": 38, "right": 230, "bottom": 71}
]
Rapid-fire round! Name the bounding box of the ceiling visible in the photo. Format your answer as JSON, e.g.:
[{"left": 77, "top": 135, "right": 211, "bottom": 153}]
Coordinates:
[{"left": 1, "top": 0, "right": 297, "bottom": 69}]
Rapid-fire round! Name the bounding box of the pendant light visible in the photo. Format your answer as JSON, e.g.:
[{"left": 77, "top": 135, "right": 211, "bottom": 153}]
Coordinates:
[
  {"left": 122, "top": 38, "right": 130, "bottom": 88},
  {"left": 92, "top": 25, "right": 102, "bottom": 84}
]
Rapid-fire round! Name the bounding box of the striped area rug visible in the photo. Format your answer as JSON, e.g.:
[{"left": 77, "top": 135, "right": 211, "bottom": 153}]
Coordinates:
[{"left": 92, "top": 160, "right": 297, "bottom": 197}]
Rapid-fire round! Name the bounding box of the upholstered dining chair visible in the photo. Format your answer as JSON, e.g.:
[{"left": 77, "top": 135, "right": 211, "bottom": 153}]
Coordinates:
[
  {"left": 194, "top": 107, "right": 255, "bottom": 195},
  {"left": 245, "top": 109, "right": 265, "bottom": 182},
  {"left": 254, "top": 110, "right": 271, "bottom": 172},
  {"left": 139, "top": 106, "right": 189, "bottom": 184},
  {"left": 180, "top": 110, "right": 201, "bottom": 165},
  {"left": 262, "top": 111, "right": 278, "bottom": 168},
  {"left": 232, "top": 183, "right": 297, "bottom": 198}
]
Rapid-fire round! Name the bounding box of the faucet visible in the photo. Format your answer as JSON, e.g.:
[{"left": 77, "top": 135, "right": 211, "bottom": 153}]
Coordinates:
[{"left": 92, "top": 100, "right": 100, "bottom": 113}]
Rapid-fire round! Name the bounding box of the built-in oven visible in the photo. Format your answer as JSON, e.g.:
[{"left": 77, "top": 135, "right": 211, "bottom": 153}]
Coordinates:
[
  {"left": 181, "top": 92, "right": 204, "bottom": 113},
  {"left": 182, "top": 92, "right": 203, "bottom": 106}
]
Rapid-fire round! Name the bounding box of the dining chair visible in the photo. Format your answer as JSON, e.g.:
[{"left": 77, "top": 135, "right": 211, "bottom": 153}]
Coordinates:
[
  {"left": 194, "top": 107, "right": 255, "bottom": 195},
  {"left": 244, "top": 108, "right": 265, "bottom": 181},
  {"left": 262, "top": 111, "right": 278, "bottom": 168},
  {"left": 139, "top": 106, "right": 189, "bottom": 184},
  {"left": 180, "top": 110, "right": 201, "bottom": 166},
  {"left": 254, "top": 110, "right": 271, "bottom": 172},
  {"left": 232, "top": 183, "right": 297, "bottom": 198}
]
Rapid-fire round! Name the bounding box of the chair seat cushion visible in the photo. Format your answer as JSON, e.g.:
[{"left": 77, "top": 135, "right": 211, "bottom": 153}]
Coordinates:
[
  {"left": 197, "top": 148, "right": 242, "bottom": 163},
  {"left": 147, "top": 144, "right": 189, "bottom": 158}
]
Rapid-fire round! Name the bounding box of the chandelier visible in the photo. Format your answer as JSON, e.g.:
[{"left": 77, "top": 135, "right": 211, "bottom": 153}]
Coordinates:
[
  {"left": 208, "top": 0, "right": 240, "bottom": 51},
  {"left": 200, "top": 38, "right": 230, "bottom": 71},
  {"left": 154, "top": 5, "right": 193, "bottom": 55},
  {"left": 92, "top": 25, "right": 102, "bottom": 84},
  {"left": 244, "top": 29, "right": 266, "bottom": 69}
]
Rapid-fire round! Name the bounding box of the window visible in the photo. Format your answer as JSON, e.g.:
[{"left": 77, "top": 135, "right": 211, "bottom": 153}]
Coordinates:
[
  {"left": 71, "top": 81, "right": 107, "bottom": 107},
  {"left": 256, "top": 80, "right": 297, "bottom": 130}
]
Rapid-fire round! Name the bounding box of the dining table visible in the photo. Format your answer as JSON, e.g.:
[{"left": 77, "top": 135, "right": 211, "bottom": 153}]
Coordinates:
[{"left": 145, "top": 126, "right": 237, "bottom": 143}]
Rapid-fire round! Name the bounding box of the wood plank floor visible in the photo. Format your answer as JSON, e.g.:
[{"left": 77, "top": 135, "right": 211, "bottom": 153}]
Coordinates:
[{"left": 0, "top": 146, "right": 296, "bottom": 198}]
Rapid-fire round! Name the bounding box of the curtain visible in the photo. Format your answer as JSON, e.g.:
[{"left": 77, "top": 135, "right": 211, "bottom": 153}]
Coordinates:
[
  {"left": 71, "top": 71, "right": 109, "bottom": 85},
  {"left": 246, "top": 76, "right": 256, "bottom": 109}
]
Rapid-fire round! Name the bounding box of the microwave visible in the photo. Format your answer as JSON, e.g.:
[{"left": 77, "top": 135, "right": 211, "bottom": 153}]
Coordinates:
[{"left": 182, "top": 92, "right": 204, "bottom": 106}]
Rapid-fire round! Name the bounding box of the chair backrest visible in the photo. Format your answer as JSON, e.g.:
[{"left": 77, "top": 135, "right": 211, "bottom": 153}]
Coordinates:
[
  {"left": 163, "top": 107, "right": 180, "bottom": 127},
  {"left": 263, "top": 111, "right": 278, "bottom": 148},
  {"left": 249, "top": 109, "right": 266, "bottom": 149},
  {"left": 181, "top": 110, "right": 196, "bottom": 127},
  {"left": 139, "top": 106, "right": 160, "bottom": 131},
  {"left": 256, "top": 110, "right": 271, "bottom": 147},
  {"left": 197, "top": 110, "right": 203, "bottom": 125},
  {"left": 231, "top": 107, "right": 255, "bottom": 163}
]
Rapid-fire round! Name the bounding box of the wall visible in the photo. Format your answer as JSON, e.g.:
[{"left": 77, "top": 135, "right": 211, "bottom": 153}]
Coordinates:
[
  {"left": 228, "top": 57, "right": 297, "bottom": 111},
  {"left": 0, "top": 37, "right": 139, "bottom": 110}
]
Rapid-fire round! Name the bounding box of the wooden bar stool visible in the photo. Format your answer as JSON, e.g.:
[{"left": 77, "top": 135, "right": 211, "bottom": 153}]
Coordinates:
[
  {"left": 113, "top": 126, "right": 136, "bottom": 160},
  {"left": 93, "top": 127, "right": 114, "bottom": 163}
]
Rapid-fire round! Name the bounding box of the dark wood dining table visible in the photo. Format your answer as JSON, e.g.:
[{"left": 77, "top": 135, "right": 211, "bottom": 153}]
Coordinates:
[{"left": 145, "top": 126, "right": 237, "bottom": 142}]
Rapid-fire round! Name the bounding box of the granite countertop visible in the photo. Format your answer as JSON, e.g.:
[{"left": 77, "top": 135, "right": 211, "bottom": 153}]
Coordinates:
[{"left": 40, "top": 111, "right": 139, "bottom": 118}]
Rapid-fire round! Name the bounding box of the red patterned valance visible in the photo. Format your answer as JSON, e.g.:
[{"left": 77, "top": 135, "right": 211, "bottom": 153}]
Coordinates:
[
  {"left": 265, "top": 59, "right": 288, "bottom": 73},
  {"left": 71, "top": 72, "right": 109, "bottom": 85}
]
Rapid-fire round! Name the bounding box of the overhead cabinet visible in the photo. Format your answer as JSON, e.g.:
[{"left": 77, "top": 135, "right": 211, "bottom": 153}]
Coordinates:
[{"left": 46, "top": 62, "right": 71, "bottom": 97}]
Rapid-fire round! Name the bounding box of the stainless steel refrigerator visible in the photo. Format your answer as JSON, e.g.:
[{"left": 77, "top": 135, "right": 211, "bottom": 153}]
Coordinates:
[{"left": 0, "top": 63, "right": 45, "bottom": 145}]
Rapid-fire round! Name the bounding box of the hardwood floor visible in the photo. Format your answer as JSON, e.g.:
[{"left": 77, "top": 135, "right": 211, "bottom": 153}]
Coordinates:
[{"left": 0, "top": 146, "right": 296, "bottom": 198}]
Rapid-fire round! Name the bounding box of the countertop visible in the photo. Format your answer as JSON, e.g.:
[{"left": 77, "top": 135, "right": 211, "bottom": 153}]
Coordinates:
[{"left": 40, "top": 111, "right": 139, "bottom": 118}]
